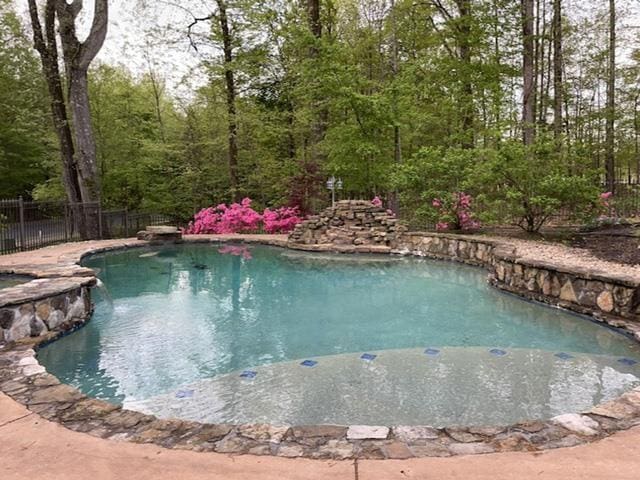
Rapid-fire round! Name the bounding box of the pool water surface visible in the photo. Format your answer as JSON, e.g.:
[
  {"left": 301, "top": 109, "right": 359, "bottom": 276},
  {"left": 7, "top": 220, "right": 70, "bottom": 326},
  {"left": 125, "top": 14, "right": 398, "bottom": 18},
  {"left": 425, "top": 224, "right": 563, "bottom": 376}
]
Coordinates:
[{"left": 37, "top": 244, "right": 640, "bottom": 426}]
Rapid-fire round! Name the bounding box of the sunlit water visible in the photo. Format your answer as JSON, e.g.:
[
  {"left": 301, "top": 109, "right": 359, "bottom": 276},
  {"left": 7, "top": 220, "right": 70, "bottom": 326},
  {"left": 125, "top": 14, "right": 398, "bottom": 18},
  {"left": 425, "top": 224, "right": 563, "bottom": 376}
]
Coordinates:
[{"left": 38, "top": 244, "right": 640, "bottom": 426}]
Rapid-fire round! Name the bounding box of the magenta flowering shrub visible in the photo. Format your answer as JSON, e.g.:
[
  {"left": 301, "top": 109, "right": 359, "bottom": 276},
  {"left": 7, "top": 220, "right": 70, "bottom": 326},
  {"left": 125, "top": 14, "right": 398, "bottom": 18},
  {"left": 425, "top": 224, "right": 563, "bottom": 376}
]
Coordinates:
[
  {"left": 185, "top": 198, "right": 262, "bottom": 234},
  {"left": 185, "top": 198, "right": 302, "bottom": 235},
  {"left": 263, "top": 206, "right": 302, "bottom": 234},
  {"left": 432, "top": 192, "right": 480, "bottom": 232},
  {"left": 371, "top": 196, "right": 383, "bottom": 208}
]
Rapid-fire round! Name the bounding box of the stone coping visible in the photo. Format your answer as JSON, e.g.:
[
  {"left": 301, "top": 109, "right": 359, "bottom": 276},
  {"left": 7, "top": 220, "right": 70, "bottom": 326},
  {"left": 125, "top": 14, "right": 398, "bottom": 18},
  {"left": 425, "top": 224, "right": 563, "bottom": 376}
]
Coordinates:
[
  {"left": 0, "top": 234, "right": 640, "bottom": 459},
  {"left": 0, "top": 277, "right": 95, "bottom": 308},
  {"left": 402, "top": 232, "right": 640, "bottom": 287}
]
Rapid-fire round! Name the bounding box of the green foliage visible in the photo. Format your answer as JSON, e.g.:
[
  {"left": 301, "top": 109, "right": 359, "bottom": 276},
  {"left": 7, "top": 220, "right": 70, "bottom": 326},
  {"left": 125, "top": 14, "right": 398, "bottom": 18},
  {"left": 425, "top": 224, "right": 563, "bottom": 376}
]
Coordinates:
[
  {"left": 473, "top": 141, "right": 601, "bottom": 232},
  {"left": 0, "top": 1, "right": 52, "bottom": 198},
  {"left": 390, "top": 147, "right": 480, "bottom": 226},
  {"left": 4, "top": 0, "right": 639, "bottom": 231}
]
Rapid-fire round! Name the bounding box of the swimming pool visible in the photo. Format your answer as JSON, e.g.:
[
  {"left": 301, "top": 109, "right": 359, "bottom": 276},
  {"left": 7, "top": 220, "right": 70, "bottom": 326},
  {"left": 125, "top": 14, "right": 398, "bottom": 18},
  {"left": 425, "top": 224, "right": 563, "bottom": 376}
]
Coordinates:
[{"left": 37, "top": 244, "right": 640, "bottom": 426}]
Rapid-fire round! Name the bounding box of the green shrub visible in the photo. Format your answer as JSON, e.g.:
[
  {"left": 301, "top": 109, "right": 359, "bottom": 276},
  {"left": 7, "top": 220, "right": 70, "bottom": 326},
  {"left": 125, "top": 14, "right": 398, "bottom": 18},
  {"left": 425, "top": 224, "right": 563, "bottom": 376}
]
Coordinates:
[{"left": 473, "top": 141, "right": 601, "bottom": 232}]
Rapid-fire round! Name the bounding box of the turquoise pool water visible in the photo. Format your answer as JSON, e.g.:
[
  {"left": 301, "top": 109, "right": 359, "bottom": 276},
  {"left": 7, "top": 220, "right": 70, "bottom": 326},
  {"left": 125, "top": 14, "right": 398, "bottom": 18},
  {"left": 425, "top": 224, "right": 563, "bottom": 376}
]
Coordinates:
[{"left": 38, "top": 244, "right": 640, "bottom": 426}]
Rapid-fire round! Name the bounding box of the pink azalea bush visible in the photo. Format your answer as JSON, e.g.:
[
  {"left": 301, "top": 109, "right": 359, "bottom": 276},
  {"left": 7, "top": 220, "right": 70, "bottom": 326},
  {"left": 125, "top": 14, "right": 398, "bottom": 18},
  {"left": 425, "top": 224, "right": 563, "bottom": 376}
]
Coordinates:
[
  {"left": 185, "top": 198, "right": 302, "bottom": 235},
  {"left": 371, "top": 196, "right": 383, "bottom": 208},
  {"left": 263, "top": 206, "right": 302, "bottom": 234},
  {"left": 185, "top": 198, "right": 262, "bottom": 234},
  {"left": 432, "top": 192, "right": 481, "bottom": 232}
]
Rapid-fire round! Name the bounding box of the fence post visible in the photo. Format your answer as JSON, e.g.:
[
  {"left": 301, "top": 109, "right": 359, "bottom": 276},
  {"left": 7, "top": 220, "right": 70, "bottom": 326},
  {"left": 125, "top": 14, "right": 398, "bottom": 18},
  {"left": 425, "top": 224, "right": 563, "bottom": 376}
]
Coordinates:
[
  {"left": 63, "top": 203, "right": 69, "bottom": 242},
  {"left": 18, "top": 196, "right": 26, "bottom": 251},
  {"left": 97, "top": 203, "right": 103, "bottom": 240}
]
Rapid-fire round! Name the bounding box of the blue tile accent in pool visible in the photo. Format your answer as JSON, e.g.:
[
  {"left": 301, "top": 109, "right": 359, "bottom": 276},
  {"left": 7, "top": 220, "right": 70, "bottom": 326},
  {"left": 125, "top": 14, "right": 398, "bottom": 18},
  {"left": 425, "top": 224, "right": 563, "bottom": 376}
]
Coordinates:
[
  {"left": 175, "top": 389, "right": 194, "bottom": 399},
  {"left": 301, "top": 359, "right": 318, "bottom": 367},
  {"left": 489, "top": 348, "right": 507, "bottom": 356},
  {"left": 424, "top": 348, "right": 440, "bottom": 356},
  {"left": 555, "top": 352, "right": 574, "bottom": 360},
  {"left": 618, "top": 358, "right": 638, "bottom": 366},
  {"left": 360, "top": 353, "right": 377, "bottom": 361},
  {"left": 240, "top": 370, "right": 257, "bottom": 378}
]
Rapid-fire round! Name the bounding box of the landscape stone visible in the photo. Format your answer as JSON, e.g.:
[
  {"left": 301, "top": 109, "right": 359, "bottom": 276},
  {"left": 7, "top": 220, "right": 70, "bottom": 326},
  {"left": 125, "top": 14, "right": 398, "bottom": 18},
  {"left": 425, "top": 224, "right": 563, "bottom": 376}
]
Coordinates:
[
  {"left": 393, "top": 426, "right": 440, "bottom": 442},
  {"left": 347, "top": 425, "right": 389, "bottom": 440},
  {"left": 382, "top": 441, "right": 414, "bottom": 459},
  {"left": 596, "top": 290, "right": 615, "bottom": 312},
  {"left": 448, "top": 442, "right": 495, "bottom": 455},
  {"left": 551, "top": 414, "right": 600, "bottom": 436}
]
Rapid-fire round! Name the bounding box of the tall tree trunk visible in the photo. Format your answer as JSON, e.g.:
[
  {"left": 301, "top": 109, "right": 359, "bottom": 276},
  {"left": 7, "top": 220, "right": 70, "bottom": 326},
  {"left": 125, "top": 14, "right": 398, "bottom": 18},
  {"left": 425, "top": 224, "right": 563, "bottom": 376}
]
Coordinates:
[
  {"left": 307, "top": 0, "right": 321, "bottom": 39},
  {"left": 216, "top": 0, "right": 239, "bottom": 202},
  {"left": 635, "top": 93, "right": 640, "bottom": 183},
  {"left": 55, "top": 0, "right": 108, "bottom": 239},
  {"left": 454, "top": 0, "right": 474, "bottom": 149},
  {"left": 388, "top": 0, "right": 402, "bottom": 214},
  {"left": 305, "top": 0, "right": 326, "bottom": 212},
  {"left": 552, "top": 0, "right": 563, "bottom": 143},
  {"left": 605, "top": 0, "right": 616, "bottom": 192},
  {"left": 522, "top": 0, "right": 536, "bottom": 146},
  {"left": 27, "top": 0, "right": 82, "bottom": 208}
]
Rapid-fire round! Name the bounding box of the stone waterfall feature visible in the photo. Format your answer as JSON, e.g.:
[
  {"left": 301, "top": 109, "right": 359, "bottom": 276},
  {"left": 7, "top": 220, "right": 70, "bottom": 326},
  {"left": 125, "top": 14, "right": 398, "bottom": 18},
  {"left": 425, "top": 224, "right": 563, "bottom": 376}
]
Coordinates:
[{"left": 288, "top": 200, "right": 406, "bottom": 252}]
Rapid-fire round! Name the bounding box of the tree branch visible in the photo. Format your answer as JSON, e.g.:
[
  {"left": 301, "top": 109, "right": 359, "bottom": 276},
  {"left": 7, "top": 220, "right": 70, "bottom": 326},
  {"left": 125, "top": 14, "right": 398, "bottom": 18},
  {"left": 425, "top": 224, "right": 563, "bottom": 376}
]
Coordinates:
[
  {"left": 187, "top": 13, "right": 216, "bottom": 52},
  {"left": 78, "top": 0, "right": 109, "bottom": 69},
  {"left": 27, "top": 0, "right": 46, "bottom": 55}
]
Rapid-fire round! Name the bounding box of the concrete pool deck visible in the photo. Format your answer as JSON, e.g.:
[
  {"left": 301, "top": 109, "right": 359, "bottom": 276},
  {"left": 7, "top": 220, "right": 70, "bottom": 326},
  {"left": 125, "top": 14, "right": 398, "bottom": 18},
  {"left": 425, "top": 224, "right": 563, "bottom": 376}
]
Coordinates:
[{"left": 2, "top": 392, "right": 640, "bottom": 480}]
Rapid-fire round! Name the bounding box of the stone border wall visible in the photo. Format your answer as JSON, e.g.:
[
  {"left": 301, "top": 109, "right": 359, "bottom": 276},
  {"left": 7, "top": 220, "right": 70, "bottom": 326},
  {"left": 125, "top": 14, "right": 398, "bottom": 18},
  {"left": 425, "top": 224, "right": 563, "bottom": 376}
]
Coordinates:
[
  {"left": 0, "top": 277, "right": 95, "bottom": 343},
  {"left": 392, "top": 232, "right": 640, "bottom": 332},
  {"left": 1, "top": 234, "right": 640, "bottom": 460}
]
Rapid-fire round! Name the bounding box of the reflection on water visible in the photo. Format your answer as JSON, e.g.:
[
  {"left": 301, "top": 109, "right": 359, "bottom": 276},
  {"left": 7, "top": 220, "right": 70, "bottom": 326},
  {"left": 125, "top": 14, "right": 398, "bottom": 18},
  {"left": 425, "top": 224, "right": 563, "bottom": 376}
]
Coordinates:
[{"left": 37, "top": 244, "right": 640, "bottom": 424}]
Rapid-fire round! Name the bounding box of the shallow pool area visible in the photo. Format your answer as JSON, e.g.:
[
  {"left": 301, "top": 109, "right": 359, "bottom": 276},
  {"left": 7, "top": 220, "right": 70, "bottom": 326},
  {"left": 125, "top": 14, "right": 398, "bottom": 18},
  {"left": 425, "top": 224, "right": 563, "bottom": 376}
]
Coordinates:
[{"left": 37, "top": 244, "right": 640, "bottom": 426}]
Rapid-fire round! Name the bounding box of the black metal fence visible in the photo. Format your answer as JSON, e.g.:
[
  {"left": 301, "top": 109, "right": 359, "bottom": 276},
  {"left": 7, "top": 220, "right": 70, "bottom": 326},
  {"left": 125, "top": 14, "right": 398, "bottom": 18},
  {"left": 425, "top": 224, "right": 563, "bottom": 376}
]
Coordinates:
[{"left": 0, "top": 197, "right": 173, "bottom": 255}]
